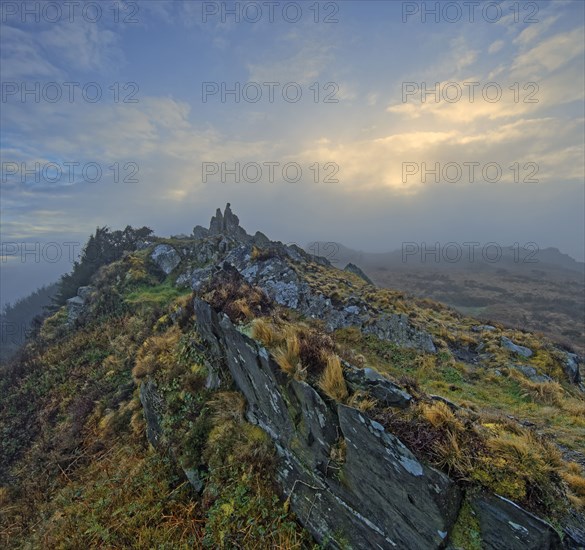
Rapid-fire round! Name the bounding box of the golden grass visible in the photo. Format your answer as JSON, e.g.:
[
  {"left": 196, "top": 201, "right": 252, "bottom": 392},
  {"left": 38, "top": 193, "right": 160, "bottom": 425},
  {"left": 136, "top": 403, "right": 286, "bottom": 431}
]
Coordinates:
[
  {"left": 274, "top": 334, "right": 306, "bottom": 380},
  {"left": 251, "top": 318, "right": 278, "bottom": 347},
  {"left": 318, "top": 353, "right": 348, "bottom": 401},
  {"left": 209, "top": 391, "right": 246, "bottom": 423},
  {"left": 132, "top": 326, "right": 181, "bottom": 381},
  {"left": 563, "top": 473, "right": 585, "bottom": 498},
  {"left": 420, "top": 401, "right": 464, "bottom": 433},
  {"left": 347, "top": 390, "right": 377, "bottom": 412},
  {"left": 433, "top": 431, "right": 472, "bottom": 476}
]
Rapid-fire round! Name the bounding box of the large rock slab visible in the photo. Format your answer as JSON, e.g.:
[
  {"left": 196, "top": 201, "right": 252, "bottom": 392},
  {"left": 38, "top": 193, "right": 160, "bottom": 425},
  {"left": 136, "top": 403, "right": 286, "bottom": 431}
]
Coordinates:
[
  {"left": 194, "top": 298, "right": 461, "bottom": 548},
  {"left": 471, "top": 495, "right": 562, "bottom": 550}
]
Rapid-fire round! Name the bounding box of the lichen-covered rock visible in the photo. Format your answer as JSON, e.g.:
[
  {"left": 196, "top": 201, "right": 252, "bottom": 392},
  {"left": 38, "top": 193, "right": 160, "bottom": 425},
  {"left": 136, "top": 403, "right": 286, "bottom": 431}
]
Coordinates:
[
  {"left": 471, "top": 495, "right": 562, "bottom": 550},
  {"left": 511, "top": 364, "right": 553, "bottom": 383},
  {"left": 221, "top": 250, "right": 436, "bottom": 353},
  {"left": 139, "top": 379, "right": 164, "bottom": 448},
  {"left": 501, "top": 336, "right": 533, "bottom": 358},
  {"left": 563, "top": 352, "right": 582, "bottom": 387},
  {"left": 253, "top": 231, "right": 270, "bottom": 247},
  {"left": 151, "top": 244, "right": 181, "bottom": 275},
  {"left": 364, "top": 313, "right": 436, "bottom": 353},
  {"left": 337, "top": 404, "right": 461, "bottom": 548},
  {"left": 208, "top": 203, "right": 251, "bottom": 242},
  {"left": 65, "top": 285, "right": 95, "bottom": 325},
  {"left": 193, "top": 299, "right": 461, "bottom": 549},
  {"left": 175, "top": 265, "right": 215, "bottom": 291}
]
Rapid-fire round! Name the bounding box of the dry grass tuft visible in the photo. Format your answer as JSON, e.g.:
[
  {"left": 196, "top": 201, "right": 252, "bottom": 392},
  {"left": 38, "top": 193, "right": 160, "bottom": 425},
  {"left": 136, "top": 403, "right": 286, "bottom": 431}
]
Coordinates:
[
  {"left": 209, "top": 391, "right": 246, "bottom": 423},
  {"left": 274, "top": 334, "right": 306, "bottom": 380},
  {"left": 347, "top": 390, "right": 377, "bottom": 412},
  {"left": 251, "top": 318, "right": 278, "bottom": 347},
  {"left": 433, "top": 431, "right": 473, "bottom": 476},
  {"left": 132, "top": 326, "right": 181, "bottom": 381},
  {"left": 318, "top": 353, "right": 348, "bottom": 401},
  {"left": 421, "top": 401, "right": 464, "bottom": 433}
]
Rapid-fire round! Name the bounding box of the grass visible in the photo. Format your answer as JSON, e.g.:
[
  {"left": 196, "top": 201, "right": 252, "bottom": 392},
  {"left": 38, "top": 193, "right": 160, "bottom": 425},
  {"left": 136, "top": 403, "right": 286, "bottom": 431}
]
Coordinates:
[
  {"left": 125, "top": 281, "right": 190, "bottom": 308},
  {"left": 318, "top": 353, "right": 348, "bottom": 401}
]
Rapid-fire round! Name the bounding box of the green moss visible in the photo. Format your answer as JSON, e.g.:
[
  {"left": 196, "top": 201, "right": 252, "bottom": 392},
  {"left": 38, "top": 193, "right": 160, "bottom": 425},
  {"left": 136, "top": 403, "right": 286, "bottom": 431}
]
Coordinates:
[
  {"left": 450, "top": 496, "right": 481, "bottom": 550},
  {"left": 125, "top": 281, "right": 190, "bottom": 307}
]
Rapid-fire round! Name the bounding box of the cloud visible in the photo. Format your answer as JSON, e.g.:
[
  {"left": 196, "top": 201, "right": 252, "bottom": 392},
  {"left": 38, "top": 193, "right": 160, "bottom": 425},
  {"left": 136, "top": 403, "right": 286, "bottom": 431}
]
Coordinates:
[
  {"left": 247, "top": 30, "right": 336, "bottom": 84},
  {"left": 488, "top": 40, "right": 504, "bottom": 54},
  {"left": 39, "top": 20, "right": 124, "bottom": 73},
  {"left": 0, "top": 26, "right": 62, "bottom": 79},
  {"left": 511, "top": 27, "right": 585, "bottom": 78}
]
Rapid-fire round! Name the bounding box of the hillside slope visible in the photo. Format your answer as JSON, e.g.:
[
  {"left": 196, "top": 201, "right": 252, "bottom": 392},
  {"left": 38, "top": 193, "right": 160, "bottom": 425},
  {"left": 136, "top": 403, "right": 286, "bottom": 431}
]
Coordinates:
[
  {"left": 1, "top": 205, "right": 584, "bottom": 549},
  {"left": 306, "top": 242, "right": 585, "bottom": 357}
]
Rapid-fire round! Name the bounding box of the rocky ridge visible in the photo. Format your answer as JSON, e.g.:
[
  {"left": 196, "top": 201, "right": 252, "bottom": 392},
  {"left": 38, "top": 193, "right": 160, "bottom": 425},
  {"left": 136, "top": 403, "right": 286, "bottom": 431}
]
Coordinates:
[{"left": 62, "top": 204, "right": 585, "bottom": 549}]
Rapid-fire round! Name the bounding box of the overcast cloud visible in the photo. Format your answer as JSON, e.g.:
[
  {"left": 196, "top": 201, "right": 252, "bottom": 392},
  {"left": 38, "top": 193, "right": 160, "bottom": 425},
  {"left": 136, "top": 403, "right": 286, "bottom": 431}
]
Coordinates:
[{"left": 1, "top": 0, "right": 584, "bottom": 306}]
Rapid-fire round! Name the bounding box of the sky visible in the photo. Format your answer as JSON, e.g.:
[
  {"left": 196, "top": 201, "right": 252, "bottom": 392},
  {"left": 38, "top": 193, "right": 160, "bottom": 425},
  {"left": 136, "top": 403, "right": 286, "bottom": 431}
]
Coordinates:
[{"left": 1, "top": 0, "right": 584, "bottom": 306}]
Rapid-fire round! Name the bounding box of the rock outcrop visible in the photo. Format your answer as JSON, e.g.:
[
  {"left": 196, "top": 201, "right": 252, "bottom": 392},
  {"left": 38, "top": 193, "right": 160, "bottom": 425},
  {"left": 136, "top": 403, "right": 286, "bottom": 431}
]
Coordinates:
[
  {"left": 193, "top": 298, "right": 461, "bottom": 548},
  {"left": 471, "top": 495, "right": 561, "bottom": 550},
  {"left": 223, "top": 246, "right": 436, "bottom": 353},
  {"left": 208, "top": 203, "right": 250, "bottom": 242},
  {"left": 150, "top": 244, "right": 181, "bottom": 275},
  {"left": 344, "top": 262, "right": 374, "bottom": 285},
  {"left": 171, "top": 298, "right": 570, "bottom": 549},
  {"left": 501, "top": 336, "right": 533, "bottom": 358},
  {"left": 66, "top": 285, "right": 94, "bottom": 325}
]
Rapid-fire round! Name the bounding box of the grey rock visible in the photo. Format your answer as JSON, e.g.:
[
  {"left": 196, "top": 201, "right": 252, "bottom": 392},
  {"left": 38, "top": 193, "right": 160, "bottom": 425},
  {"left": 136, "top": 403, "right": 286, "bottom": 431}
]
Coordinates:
[
  {"left": 364, "top": 313, "right": 436, "bottom": 353},
  {"left": 208, "top": 203, "right": 251, "bottom": 242},
  {"left": 563, "top": 352, "right": 582, "bottom": 386},
  {"left": 561, "top": 510, "right": 585, "bottom": 549},
  {"left": 66, "top": 285, "right": 95, "bottom": 325},
  {"left": 338, "top": 404, "right": 461, "bottom": 548},
  {"left": 66, "top": 296, "right": 85, "bottom": 325},
  {"left": 344, "top": 263, "right": 374, "bottom": 285},
  {"left": 226, "top": 250, "right": 435, "bottom": 354},
  {"left": 139, "top": 379, "right": 165, "bottom": 449},
  {"left": 189, "top": 266, "right": 215, "bottom": 291},
  {"left": 511, "top": 364, "right": 553, "bottom": 383},
  {"left": 471, "top": 494, "right": 562, "bottom": 549},
  {"left": 135, "top": 240, "right": 150, "bottom": 250},
  {"left": 501, "top": 336, "right": 533, "bottom": 358},
  {"left": 184, "top": 468, "right": 204, "bottom": 493},
  {"left": 209, "top": 208, "right": 223, "bottom": 235},
  {"left": 193, "top": 299, "right": 461, "bottom": 549},
  {"left": 253, "top": 231, "right": 270, "bottom": 247},
  {"left": 344, "top": 364, "right": 412, "bottom": 409},
  {"left": 284, "top": 243, "right": 305, "bottom": 263},
  {"left": 151, "top": 244, "right": 181, "bottom": 275},
  {"left": 77, "top": 285, "right": 94, "bottom": 300},
  {"left": 429, "top": 394, "right": 460, "bottom": 411},
  {"left": 192, "top": 225, "right": 209, "bottom": 240}
]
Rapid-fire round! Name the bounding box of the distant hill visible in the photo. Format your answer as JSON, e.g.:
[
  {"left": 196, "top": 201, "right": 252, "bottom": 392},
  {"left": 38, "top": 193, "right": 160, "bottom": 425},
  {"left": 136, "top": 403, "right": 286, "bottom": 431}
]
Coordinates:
[{"left": 306, "top": 241, "right": 585, "bottom": 355}]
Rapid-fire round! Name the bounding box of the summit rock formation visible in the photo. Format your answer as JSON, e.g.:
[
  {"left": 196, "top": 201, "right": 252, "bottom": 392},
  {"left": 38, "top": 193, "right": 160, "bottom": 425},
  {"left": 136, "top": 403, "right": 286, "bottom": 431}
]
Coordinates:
[{"left": 193, "top": 203, "right": 251, "bottom": 242}]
